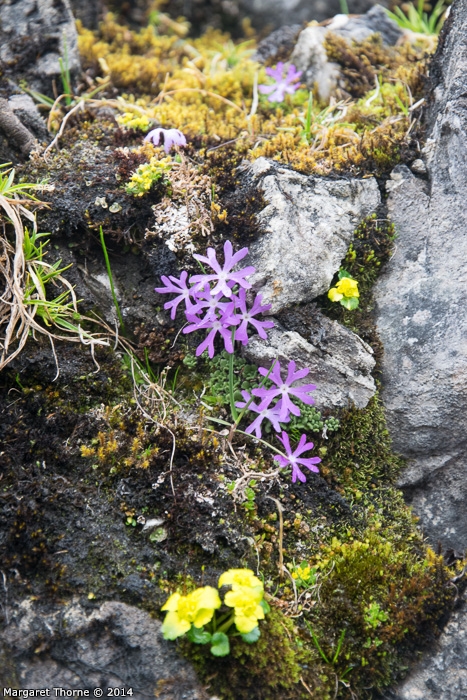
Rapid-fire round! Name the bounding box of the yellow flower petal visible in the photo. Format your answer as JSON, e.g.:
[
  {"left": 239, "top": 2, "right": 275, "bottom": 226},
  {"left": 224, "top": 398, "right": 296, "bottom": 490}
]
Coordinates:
[
  {"left": 328, "top": 287, "right": 343, "bottom": 302},
  {"left": 234, "top": 613, "right": 259, "bottom": 634},
  {"left": 161, "top": 592, "right": 181, "bottom": 612},
  {"left": 218, "top": 568, "right": 263, "bottom": 590},
  {"left": 193, "top": 607, "right": 216, "bottom": 628},
  {"left": 192, "top": 586, "right": 222, "bottom": 610},
  {"left": 336, "top": 277, "right": 359, "bottom": 298},
  {"left": 161, "top": 611, "right": 191, "bottom": 640}
]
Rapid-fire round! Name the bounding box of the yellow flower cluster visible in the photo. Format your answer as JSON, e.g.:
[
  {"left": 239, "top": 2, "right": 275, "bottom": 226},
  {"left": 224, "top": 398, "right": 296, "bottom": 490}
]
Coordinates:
[
  {"left": 162, "top": 586, "right": 221, "bottom": 640},
  {"left": 219, "top": 569, "right": 266, "bottom": 634},
  {"left": 161, "top": 568, "right": 268, "bottom": 641},
  {"left": 126, "top": 156, "right": 173, "bottom": 197},
  {"left": 116, "top": 111, "right": 151, "bottom": 132}
]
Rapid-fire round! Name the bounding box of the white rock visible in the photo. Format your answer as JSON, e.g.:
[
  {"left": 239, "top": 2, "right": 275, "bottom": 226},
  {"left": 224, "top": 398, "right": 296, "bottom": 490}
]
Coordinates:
[
  {"left": 243, "top": 318, "right": 376, "bottom": 410},
  {"left": 244, "top": 158, "right": 380, "bottom": 315}
]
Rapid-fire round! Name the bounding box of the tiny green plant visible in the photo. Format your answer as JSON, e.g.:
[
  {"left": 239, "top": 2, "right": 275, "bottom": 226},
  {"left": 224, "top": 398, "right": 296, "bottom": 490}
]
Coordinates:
[
  {"left": 161, "top": 568, "right": 270, "bottom": 656},
  {"left": 364, "top": 601, "right": 389, "bottom": 629},
  {"left": 58, "top": 35, "right": 73, "bottom": 106},
  {"left": 289, "top": 562, "right": 319, "bottom": 589},
  {"left": 125, "top": 155, "right": 173, "bottom": 197},
  {"left": 305, "top": 621, "right": 347, "bottom": 666},
  {"left": 339, "top": 0, "right": 350, "bottom": 15},
  {"left": 0, "top": 164, "right": 109, "bottom": 372},
  {"left": 385, "top": 0, "right": 448, "bottom": 35},
  {"left": 99, "top": 226, "right": 125, "bottom": 331}
]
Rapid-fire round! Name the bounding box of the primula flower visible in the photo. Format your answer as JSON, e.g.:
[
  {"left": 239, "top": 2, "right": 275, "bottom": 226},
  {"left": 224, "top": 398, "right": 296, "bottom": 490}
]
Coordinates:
[
  {"left": 235, "top": 391, "right": 286, "bottom": 438},
  {"left": 161, "top": 586, "right": 221, "bottom": 640},
  {"left": 144, "top": 127, "right": 187, "bottom": 153},
  {"left": 253, "top": 360, "right": 316, "bottom": 421},
  {"left": 155, "top": 271, "right": 196, "bottom": 319},
  {"left": 258, "top": 62, "right": 302, "bottom": 103},
  {"left": 224, "top": 585, "right": 265, "bottom": 634},
  {"left": 274, "top": 432, "right": 321, "bottom": 483},
  {"left": 328, "top": 276, "right": 359, "bottom": 307},
  {"left": 183, "top": 307, "right": 235, "bottom": 358},
  {"left": 225, "top": 289, "right": 274, "bottom": 345},
  {"left": 218, "top": 568, "right": 263, "bottom": 590},
  {"left": 190, "top": 284, "right": 233, "bottom": 321},
  {"left": 190, "top": 241, "right": 256, "bottom": 298}
]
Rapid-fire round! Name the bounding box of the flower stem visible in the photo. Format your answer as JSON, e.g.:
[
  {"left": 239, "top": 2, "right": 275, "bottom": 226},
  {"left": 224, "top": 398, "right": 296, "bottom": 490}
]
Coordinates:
[
  {"left": 233, "top": 359, "right": 277, "bottom": 429},
  {"left": 206, "top": 415, "right": 288, "bottom": 460},
  {"left": 217, "top": 615, "right": 236, "bottom": 634},
  {"left": 228, "top": 330, "right": 239, "bottom": 422}
]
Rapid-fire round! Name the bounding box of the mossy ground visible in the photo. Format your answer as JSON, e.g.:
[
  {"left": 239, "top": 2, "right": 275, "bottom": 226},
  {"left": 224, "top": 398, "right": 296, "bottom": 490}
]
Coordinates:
[{"left": 1, "top": 7, "right": 462, "bottom": 700}]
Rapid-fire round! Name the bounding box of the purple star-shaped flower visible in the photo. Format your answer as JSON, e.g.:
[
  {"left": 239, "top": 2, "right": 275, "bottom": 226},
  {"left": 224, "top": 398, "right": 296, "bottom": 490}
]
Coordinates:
[
  {"left": 258, "top": 63, "right": 302, "bottom": 103},
  {"left": 144, "top": 128, "right": 187, "bottom": 153},
  {"left": 190, "top": 241, "right": 256, "bottom": 298},
  {"left": 155, "top": 271, "right": 196, "bottom": 319},
  {"left": 183, "top": 307, "right": 235, "bottom": 358},
  {"left": 190, "top": 284, "right": 234, "bottom": 321},
  {"left": 224, "top": 289, "right": 274, "bottom": 345},
  {"left": 273, "top": 432, "right": 321, "bottom": 483},
  {"left": 235, "top": 391, "right": 287, "bottom": 438},
  {"left": 252, "top": 359, "right": 316, "bottom": 421}
]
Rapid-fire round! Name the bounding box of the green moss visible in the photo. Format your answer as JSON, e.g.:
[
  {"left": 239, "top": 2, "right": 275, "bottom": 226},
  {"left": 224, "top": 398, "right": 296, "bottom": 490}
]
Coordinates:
[
  {"left": 320, "top": 393, "right": 403, "bottom": 490},
  {"left": 180, "top": 607, "right": 323, "bottom": 700}
]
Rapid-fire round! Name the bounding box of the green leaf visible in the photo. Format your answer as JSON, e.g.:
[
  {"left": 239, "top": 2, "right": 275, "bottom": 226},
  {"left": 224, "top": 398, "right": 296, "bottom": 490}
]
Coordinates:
[
  {"left": 240, "top": 626, "right": 260, "bottom": 643},
  {"left": 259, "top": 598, "right": 271, "bottom": 614},
  {"left": 186, "top": 625, "right": 211, "bottom": 645},
  {"left": 338, "top": 268, "right": 353, "bottom": 280},
  {"left": 210, "top": 631, "right": 230, "bottom": 656},
  {"left": 340, "top": 296, "right": 359, "bottom": 310}
]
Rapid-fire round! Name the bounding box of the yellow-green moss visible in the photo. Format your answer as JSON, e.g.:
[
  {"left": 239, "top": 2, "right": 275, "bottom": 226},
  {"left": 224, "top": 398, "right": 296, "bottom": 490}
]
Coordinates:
[{"left": 76, "top": 14, "right": 433, "bottom": 177}]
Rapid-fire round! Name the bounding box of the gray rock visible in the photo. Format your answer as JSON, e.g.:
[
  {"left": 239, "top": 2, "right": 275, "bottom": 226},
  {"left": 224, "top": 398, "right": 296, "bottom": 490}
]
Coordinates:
[
  {"left": 239, "top": 0, "right": 392, "bottom": 30},
  {"left": 0, "top": 0, "right": 80, "bottom": 96},
  {"left": 253, "top": 25, "right": 303, "bottom": 64},
  {"left": 8, "top": 94, "right": 49, "bottom": 141},
  {"left": 243, "top": 318, "right": 376, "bottom": 410},
  {"left": 410, "top": 158, "right": 427, "bottom": 175},
  {"left": 332, "top": 4, "right": 402, "bottom": 45},
  {"left": 374, "top": 0, "right": 467, "bottom": 550},
  {"left": 243, "top": 157, "right": 380, "bottom": 315},
  {"left": 0, "top": 598, "right": 210, "bottom": 699},
  {"left": 163, "top": 0, "right": 391, "bottom": 35},
  {"left": 389, "top": 603, "right": 467, "bottom": 700},
  {"left": 291, "top": 5, "right": 402, "bottom": 99}
]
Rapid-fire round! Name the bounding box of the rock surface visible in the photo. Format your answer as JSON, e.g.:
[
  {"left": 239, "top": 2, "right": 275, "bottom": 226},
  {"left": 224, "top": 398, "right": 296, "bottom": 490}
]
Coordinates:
[
  {"left": 164, "top": 0, "right": 391, "bottom": 34},
  {"left": 243, "top": 318, "right": 376, "bottom": 410},
  {"left": 388, "top": 602, "right": 467, "bottom": 700},
  {"left": 243, "top": 157, "right": 380, "bottom": 315},
  {"left": 291, "top": 6, "right": 402, "bottom": 99},
  {"left": 374, "top": 0, "right": 467, "bottom": 550},
  {"left": 0, "top": 0, "right": 80, "bottom": 96},
  {"left": 0, "top": 598, "right": 210, "bottom": 699}
]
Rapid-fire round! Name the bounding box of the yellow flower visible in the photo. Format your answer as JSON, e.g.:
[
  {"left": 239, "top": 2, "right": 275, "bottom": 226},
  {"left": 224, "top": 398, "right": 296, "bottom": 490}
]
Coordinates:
[
  {"left": 218, "top": 568, "right": 263, "bottom": 590},
  {"left": 161, "top": 586, "right": 221, "bottom": 640},
  {"left": 224, "top": 585, "right": 265, "bottom": 634},
  {"left": 328, "top": 276, "right": 359, "bottom": 302}
]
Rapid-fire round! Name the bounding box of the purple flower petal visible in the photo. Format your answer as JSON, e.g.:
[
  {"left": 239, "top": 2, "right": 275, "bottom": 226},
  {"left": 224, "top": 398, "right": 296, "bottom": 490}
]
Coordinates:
[
  {"left": 155, "top": 270, "right": 196, "bottom": 319},
  {"left": 190, "top": 241, "right": 256, "bottom": 298},
  {"left": 252, "top": 359, "right": 316, "bottom": 421},
  {"left": 258, "top": 63, "right": 302, "bottom": 104},
  {"left": 144, "top": 128, "right": 187, "bottom": 153},
  {"left": 274, "top": 431, "right": 321, "bottom": 483}
]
